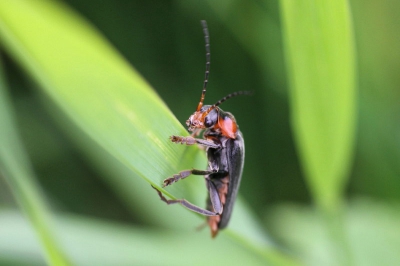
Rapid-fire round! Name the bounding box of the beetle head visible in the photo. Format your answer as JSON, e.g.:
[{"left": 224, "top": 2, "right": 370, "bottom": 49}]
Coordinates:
[{"left": 186, "top": 105, "right": 218, "bottom": 132}]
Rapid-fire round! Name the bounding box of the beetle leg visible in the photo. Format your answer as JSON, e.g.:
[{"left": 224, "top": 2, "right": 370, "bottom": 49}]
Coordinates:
[
  {"left": 170, "top": 135, "right": 221, "bottom": 149},
  {"left": 151, "top": 185, "right": 219, "bottom": 216},
  {"left": 206, "top": 179, "right": 223, "bottom": 214},
  {"left": 163, "top": 169, "right": 217, "bottom": 187}
]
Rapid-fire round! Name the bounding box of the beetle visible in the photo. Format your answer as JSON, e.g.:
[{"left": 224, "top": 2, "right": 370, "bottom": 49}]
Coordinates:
[{"left": 152, "top": 20, "right": 250, "bottom": 238}]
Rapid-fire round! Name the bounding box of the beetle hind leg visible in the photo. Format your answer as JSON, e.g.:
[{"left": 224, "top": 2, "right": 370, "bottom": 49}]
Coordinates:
[{"left": 151, "top": 185, "right": 219, "bottom": 216}]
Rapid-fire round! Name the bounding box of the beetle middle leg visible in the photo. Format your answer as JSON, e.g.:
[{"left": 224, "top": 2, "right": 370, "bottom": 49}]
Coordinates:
[{"left": 163, "top": 169, "right": 217, "bottom": 187}]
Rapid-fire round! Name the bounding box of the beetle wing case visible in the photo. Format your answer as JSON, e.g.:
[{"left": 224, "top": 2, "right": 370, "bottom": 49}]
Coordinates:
[{"left": 218, "top": 130, "right": 245, "bottom": 229}]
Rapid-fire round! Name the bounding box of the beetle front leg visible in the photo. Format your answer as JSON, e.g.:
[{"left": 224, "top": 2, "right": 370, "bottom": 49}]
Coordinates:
[
  {"left": 170, "top": 135, "right": 221, "bottom": 149},
  {"left": 163, "top": 169, "right": 217, "bottom": 187},
  {"left": 151, "top": 185, "right": 219, "bottom": 216}
]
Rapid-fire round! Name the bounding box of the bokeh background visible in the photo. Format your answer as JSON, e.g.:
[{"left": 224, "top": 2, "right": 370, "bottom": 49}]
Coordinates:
[{"left": 1, "top": 0, "right": 400, "bottom": 265}]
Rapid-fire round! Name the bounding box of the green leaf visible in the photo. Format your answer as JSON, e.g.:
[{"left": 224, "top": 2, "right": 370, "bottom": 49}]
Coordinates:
[
  {"left": 280, "top": 0, "right": 357, "bottom": 211},
  {"left": 0, "top": 60, "right": 70, "bottom": 264}
]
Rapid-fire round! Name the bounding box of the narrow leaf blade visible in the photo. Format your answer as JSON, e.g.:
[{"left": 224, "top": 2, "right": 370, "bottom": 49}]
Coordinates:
[{"left": 280, "top": 0, "right": 357, "bottom": 210}]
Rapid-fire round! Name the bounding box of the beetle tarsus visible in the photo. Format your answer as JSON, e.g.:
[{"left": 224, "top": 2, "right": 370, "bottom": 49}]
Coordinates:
[
  {"left": 163, "top": 170, "right": 192, "bottom": 187},
  {"left": 170, "top": 135, "right": 196, "bottom": 145}
]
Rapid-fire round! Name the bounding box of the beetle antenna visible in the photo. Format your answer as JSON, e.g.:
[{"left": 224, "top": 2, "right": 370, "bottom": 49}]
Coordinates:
[
  {"left": 196, "top": 20, "right": 210, "bottom": 112},
  {"left": 203, "top": 91, "right": 253, "bottom": 117},
  {"left": 213, "top": 91, "right": 253, "bottom": 107}
]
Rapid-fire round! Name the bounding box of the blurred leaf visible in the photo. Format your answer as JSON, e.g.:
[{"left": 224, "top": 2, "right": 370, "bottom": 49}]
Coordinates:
[
  {"left": 0, "top": 0, "right": 298, "bottom": 264},
  {"left": 0, "top": 61, "right": 70, "bottom": 264},
  {"left": 0, "top": 210, "right": 300, "bottom": 266},
  {"left": 280, "top": 0, "right": 357, "bottom": 211},
  {"left": 0, "top": 210, "right": 44, "bottom": 266},
  {"left": 265, "top": 199, "right": 400, "bottom": 266},
  {"left": 350, "top": 1, "right": 400, "bottom": 200}
]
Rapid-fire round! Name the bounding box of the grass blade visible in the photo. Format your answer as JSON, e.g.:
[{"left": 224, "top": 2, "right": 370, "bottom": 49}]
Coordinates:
[
  {"left": 280, "top": 1, "right": 357, "bottom": 264},
  {"left": 280, "top": 0, "right": 357, "bottom": 211},
  {"left": 0, "top": 61, "right": 70, "bottom": 265}
]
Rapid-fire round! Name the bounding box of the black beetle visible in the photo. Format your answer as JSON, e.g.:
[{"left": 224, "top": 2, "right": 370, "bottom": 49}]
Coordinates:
[{"left": 152, "top": 20, "right": 250, "bottom": 238}]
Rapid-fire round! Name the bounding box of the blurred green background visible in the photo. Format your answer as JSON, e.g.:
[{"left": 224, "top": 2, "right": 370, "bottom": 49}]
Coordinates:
[{"left": 0, "top": 0, "right": 400, "bottom": 265}]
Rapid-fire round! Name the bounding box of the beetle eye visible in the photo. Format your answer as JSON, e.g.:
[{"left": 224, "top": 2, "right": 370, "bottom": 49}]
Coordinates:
[
  {"left": 204, "top": 116, "right": 212, "bottom": 127},
  {"left": 204, "top": 111, "right": 218, "bottom": 128},
  {"left": 204, "top": 114, "right": 217, "bottom": 127}
]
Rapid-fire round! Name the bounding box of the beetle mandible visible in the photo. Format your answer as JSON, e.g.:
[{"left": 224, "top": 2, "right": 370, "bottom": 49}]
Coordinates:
[{"left": 152, "top": 20, "right": 251, "bottom": 238}]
